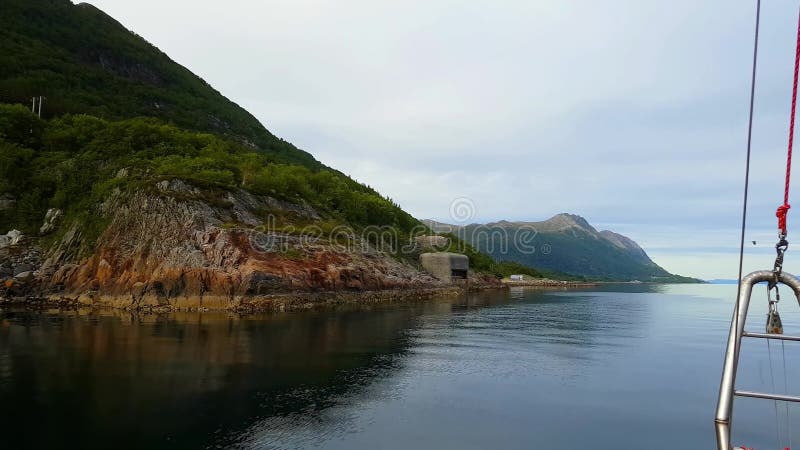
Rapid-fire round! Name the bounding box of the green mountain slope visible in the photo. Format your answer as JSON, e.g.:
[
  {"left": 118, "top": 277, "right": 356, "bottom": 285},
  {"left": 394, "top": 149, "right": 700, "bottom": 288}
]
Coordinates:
[
  {"left": 0, "top": 0, "right": 319, "bottom": 167},
  {"left": 0, "top": 105, "right": 420, "bottom": 242},
  {"left": 0, "top": 0, "right": 424, "bottom": 255},
  {"left": 425, "top": 214, "right": 699, "bottom": 282}
]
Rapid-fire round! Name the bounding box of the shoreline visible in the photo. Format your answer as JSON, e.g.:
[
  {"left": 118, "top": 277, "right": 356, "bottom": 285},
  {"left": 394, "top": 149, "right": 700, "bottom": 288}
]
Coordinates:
[
  {"left": 0, "top": 284, "right": 506, "bottom": 314},
  {"left": 1, "top": 276, "right": 685, "bottom": 314},
  {"left": 501, "top": 279, "right": 599, "bottom": 288}
]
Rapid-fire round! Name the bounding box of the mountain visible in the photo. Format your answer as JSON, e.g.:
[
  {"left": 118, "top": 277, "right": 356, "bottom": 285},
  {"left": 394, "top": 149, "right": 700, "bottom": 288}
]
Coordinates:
[
  {"left": 0, "top": 0, "right": 425, "bottom": 237},
  {"left": 0, "top": 0, "right": 318, "bottom": 168},
  {"left": 0, "top": 0, "right": 505, "bottom": 308},
  {"left": 425, "top": 214, "right": 698, "bottom": 282}
]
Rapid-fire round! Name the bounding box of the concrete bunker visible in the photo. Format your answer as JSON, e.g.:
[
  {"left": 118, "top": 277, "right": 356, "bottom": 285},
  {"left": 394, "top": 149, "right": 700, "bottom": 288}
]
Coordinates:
[{"left": 419, "top": 252, "right": 469, "bottom": 283}]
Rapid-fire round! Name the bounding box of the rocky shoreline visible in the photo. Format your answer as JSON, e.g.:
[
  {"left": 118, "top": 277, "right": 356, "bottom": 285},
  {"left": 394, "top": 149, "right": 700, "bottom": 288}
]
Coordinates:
[
  {"left": 0, "top": 224, "right": 504, "bottom": 313},
  {"left": 5, "top": 180, "right": 618, "bottom": 314},
  {"left": 0, "top": 285, "right": 488, "bottom": 313}
]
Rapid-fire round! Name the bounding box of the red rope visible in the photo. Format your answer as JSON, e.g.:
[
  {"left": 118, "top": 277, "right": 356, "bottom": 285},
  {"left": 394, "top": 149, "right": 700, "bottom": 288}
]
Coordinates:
[{"left": 777, "top": 5, "right": 800, "bottom": 235}]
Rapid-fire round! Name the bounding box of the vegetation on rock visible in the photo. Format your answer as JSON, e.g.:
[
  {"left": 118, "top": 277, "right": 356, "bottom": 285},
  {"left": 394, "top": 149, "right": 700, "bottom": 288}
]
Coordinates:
[{"left": 0, "top": 104, "right": 418, "bottom": 245}]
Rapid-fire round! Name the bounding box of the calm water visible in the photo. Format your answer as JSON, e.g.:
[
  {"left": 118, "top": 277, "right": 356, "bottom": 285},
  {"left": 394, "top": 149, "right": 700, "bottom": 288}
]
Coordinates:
[{"left": 2, "top": 284, "right": 800, "bottom": 449}]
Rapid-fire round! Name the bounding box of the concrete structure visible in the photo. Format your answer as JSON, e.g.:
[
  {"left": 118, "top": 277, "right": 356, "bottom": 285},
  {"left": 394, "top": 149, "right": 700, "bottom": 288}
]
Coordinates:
[{"left": 420, "top": 252, "right": 468, "bottom": 282}]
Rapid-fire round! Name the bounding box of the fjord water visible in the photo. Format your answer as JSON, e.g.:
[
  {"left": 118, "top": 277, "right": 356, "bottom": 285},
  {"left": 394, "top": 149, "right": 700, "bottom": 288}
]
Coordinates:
[{"left": 2, "top": 285, "right": 800, "bottom": 449}]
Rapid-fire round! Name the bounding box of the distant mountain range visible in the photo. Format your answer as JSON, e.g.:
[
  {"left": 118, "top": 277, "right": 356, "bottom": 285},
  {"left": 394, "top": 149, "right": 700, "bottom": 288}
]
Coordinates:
[{"left": 425, "top": 214, "right": 700, "bottom": 282}]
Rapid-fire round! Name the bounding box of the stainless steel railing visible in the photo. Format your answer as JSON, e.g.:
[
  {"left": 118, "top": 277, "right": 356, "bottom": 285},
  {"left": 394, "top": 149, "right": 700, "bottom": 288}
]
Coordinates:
[{"left": 715, "top": 270, "right": 800, "bottom": 450}]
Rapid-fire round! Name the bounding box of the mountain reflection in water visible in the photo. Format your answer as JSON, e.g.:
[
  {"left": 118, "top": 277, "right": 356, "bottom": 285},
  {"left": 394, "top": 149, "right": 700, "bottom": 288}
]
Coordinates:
[{"left": 2, "top": 284, "right": 795, "bottom": 449}]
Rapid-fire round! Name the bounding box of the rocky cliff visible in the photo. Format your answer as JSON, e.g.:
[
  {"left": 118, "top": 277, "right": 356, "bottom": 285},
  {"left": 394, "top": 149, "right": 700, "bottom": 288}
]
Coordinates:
[
  {"left": 0, "top": 0, "right": 501, "bottom": 308},
  {"left": 2, "top": 180, "right": 483, "bottom": 311}
]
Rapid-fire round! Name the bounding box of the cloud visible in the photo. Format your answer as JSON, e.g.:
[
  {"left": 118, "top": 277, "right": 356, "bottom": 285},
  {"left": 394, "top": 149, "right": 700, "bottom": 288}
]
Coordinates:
[{"left": 83, "top": 0, "right": 800, "bottom": 279}]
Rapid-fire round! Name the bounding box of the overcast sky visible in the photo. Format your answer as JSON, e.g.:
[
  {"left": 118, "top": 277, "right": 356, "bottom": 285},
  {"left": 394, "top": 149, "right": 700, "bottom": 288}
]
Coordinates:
[{"left": 83, "top": 0, "right": 800, "bottom": 279}]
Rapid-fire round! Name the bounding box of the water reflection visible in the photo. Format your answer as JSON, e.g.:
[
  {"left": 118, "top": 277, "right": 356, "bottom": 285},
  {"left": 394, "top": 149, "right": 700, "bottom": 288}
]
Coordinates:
[
  {"left": 0, "top": 304, "right": 446, "bottom": 449},
  {"left": 508, "top": 286, "right": 525, "bottom": 300},
  {"left": 0, "top": 285, "right": 710, "bottom": 450},
  {"left": 236, "top": 287, "right": 657, "bottom": 448}
]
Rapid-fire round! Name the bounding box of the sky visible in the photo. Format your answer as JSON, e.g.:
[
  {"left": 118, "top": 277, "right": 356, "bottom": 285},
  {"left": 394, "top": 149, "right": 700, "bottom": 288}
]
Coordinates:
[{"left": 82, "top": 0, "right": 800, "bottom": 280}]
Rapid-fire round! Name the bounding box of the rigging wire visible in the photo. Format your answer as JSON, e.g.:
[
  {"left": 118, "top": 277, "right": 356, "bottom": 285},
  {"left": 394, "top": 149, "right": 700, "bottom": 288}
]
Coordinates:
[
  {"left": 732, "top": 0, "right": 761, "bottom": 394},
  {"left": 781, "top": 339, "right": 792, "bottom": 449},
  {"left": 767, "top": 338, "right": 781, "bottom": 448},
  {"left": 728, "top": 1, "right": 760, "bottom": 445}
]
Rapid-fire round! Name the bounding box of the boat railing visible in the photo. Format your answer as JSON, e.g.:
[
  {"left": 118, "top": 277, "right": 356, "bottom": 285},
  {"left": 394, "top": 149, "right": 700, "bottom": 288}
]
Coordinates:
[{"left": 716, "top": 270, "right": 800, "bottom": 450}]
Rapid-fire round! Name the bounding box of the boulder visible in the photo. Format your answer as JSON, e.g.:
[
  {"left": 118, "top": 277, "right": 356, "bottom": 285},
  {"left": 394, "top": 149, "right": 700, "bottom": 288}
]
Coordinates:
[
  {"left": 0, "top": 230, "right": 23, "bottom": 248},
  {"left": 241, "top": 271, "right": 287, "bottom": 295},
  {"left": 14, "top": 271, "right": 35, "bottom": 283},
  {"left": 8, "top": 229, "right": 23, "bottom": 244},
  {"left": 39, "top": 208, "right": 63, "bottom": 235},
  {"left": 13, "top": 263, "right": 33, "bottom": 276}
]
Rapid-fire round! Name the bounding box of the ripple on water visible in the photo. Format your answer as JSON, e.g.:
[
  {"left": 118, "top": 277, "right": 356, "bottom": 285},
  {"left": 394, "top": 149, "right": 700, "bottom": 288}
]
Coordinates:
[{"left": 3, "top": 284, "right": 793, "bottom": 450}]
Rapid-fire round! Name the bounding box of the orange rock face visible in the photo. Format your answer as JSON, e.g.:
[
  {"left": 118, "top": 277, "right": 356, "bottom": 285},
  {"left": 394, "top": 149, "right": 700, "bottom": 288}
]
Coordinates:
[{"left": 36, "top": 181, "right": 443, "bottom": 309}]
